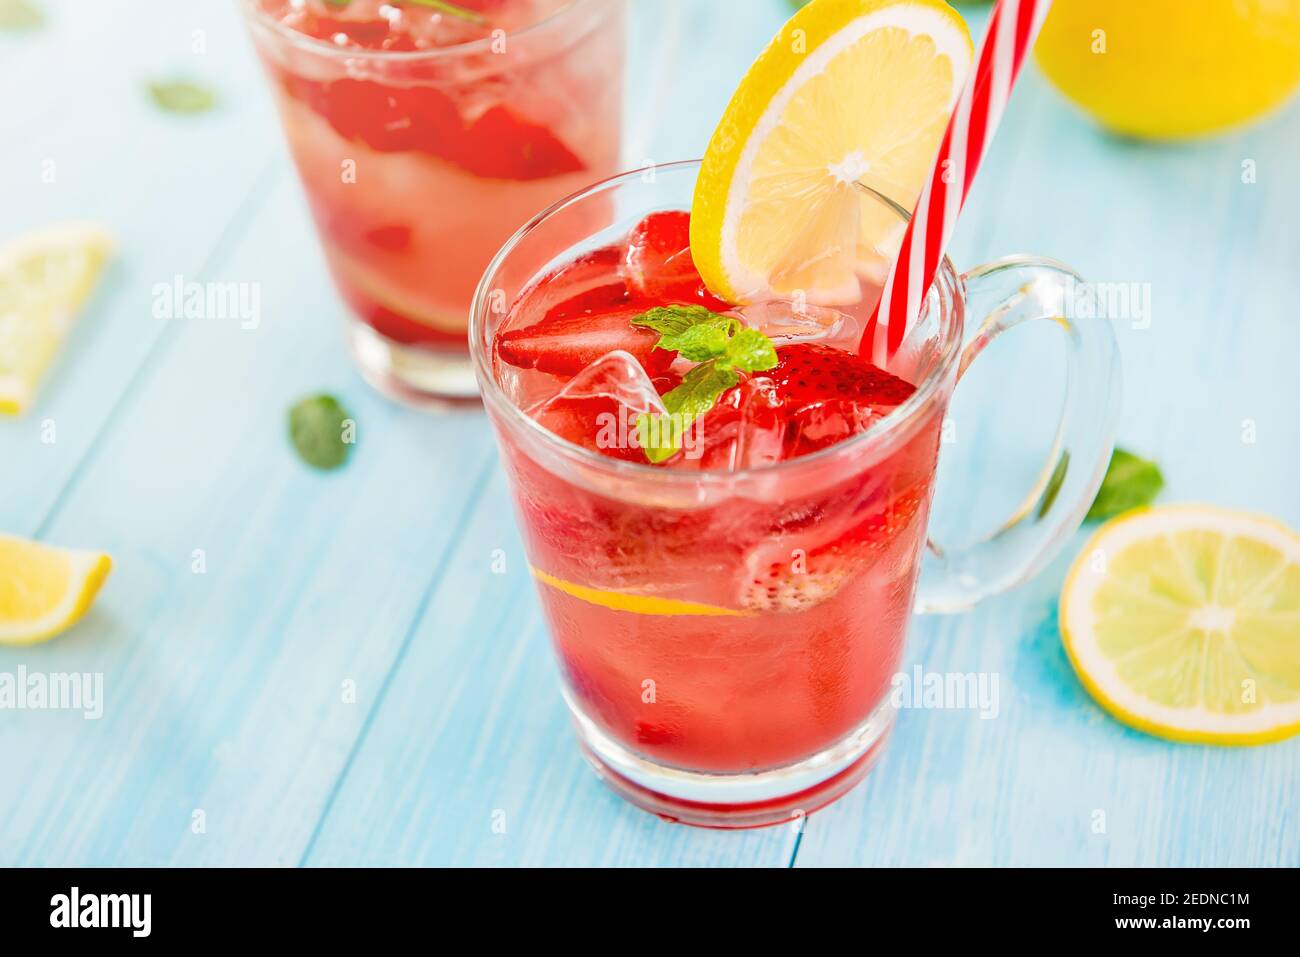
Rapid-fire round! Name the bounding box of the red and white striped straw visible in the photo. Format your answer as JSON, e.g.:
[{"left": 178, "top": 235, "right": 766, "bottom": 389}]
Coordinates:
[{"left": 860, "top": 0, "right": 1053, "bottom": 366}]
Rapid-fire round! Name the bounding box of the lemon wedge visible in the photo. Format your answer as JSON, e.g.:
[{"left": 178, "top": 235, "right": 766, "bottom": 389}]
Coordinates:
[
  {"left": 0, "top": 222, "right": 114, "bottom": 414},
  {"left": 531, "top": 567, "right": 745, "bottom": 617},
  {"left": 691, "top": 0, "right": 972, "bottom": 305},
  {"left": 0, "top": 535, "right": 112, "bottom": 646},
  {"left": 1061, "top": 505, "right": 1300, "bottom": 745}
]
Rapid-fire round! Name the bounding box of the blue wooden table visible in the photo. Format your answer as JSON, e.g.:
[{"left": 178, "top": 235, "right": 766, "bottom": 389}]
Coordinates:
[{"left": 2, "top": 0, "right": 1297, "bottom": 867}]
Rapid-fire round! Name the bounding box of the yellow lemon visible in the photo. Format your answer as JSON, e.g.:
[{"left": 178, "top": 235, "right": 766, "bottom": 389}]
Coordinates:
[
  {"left": 0, "top": 222, "right": 113, "bottom": 415},
  {"left": 0, "top": 535, "right": 112, "bottom": 646},
  {"left": 531, "top": 567, "right": 745, "bottom": 617},
  {"left": 691, "top": 0, "right": 972, "bottom": 305},
  {"left": 1035, "top": 0, "right": 1300, "bottom": 139},
  {"left": 1061, "top": 505, "right": 1300, "bottom": 745}
]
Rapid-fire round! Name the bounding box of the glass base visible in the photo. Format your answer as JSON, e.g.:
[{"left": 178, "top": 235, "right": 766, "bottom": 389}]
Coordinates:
[
  {"left": 568, "top": 695, "right": 895, "bottom": 829},
  {"left": 345, "top": 316, "right": 480, "bottom": 409}
]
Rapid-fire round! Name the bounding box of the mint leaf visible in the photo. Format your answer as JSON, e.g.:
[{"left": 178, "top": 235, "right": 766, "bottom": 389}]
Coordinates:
[
  {"left": 668, "top": 322, "right": 731, "bottom": 362},
  {"left": 1087, "top": 448, "right": 1164, "bottom": 521},
  {"left": 148, "top": 80, "right": 217, "bottom": 114},
  {"left": 628, "top": 304, "right": 778, "bottom": 464},
  {"left": 724, "top": 327, "right": 778, "bottom": 373},
  {"left": 637, "top": 364, "right": 740, "bottom": 464},
  {"left": 631, "top": 305, "right": 720, "bottom": 336},
  {"left": 289, "top": 394, "right": 355, "bottom": 471},
  {"left": 664, "top": 362, "right": 741, "bottom": 419},
  {"left": 637, "top": 418, "right": 680, "bottom": 464},
  {"left": 0, "top": 0, "right": 42, "bottom": 29}
]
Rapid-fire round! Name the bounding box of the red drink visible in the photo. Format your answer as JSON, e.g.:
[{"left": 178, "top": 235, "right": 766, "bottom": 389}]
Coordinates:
[
  {"left": 243, "top": 0, "right": 625, "bottom": 402},
  {"left": 473, "top": 164, "right": 959, "bottom": 826},
  {"left": 472, "top": 159, "right": 1120, "bottom": 827}
]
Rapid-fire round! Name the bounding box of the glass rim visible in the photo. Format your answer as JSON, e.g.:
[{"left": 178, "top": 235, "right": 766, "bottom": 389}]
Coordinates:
[
  {"left": 239, "top": 0, "right": 615, "bottom": 63},
  {"left": 469, "top": 159, "right": 965, "bottom": 483}
]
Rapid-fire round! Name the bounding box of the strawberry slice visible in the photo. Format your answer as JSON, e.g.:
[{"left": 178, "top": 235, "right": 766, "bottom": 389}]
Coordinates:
[
  {"left": 765, "top": 343, "right": 916, "bottom": 412},
  {"left": 532, "top": 393, "right": 647, "bottom": 462},
  {"left": 315, "top": 80, "right": 461, "bottom": 154},
  {"left": 544, "top": 283, "right": 637, "bottom": 323},
  {"left": 296, "top": 16, "right": 407, "bottom": 50},
  {"left": 278, "top": 67, "right": 579, "bottom": 182},
  {"left": 624, "top": 211, "right": 731, "bottom": 310},
  {"left": 455, "top": 105, "right": 585, "bottom": 181},
  {"left": 497, "top": 308, "right": 673, "bottom": 377},
  {"left": 512, "top": 245, "right": 638, "bottom": 324}
]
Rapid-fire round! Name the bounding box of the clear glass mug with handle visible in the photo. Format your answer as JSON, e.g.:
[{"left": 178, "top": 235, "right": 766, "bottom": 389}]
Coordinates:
[
  {"left": 471, "top": 161, "right": 1121, "bottom": 827},
  {"left": 242, "top": 0, "right": 680, "bottom": 406}
]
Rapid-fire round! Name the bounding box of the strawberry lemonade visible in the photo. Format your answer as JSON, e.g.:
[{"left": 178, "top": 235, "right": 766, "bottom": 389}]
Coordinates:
[
  {"left": 243, "top": 0, "right": 625, "bottom": 402},
  {"left": 489, "top": 197, "right": 947, "bottom": 809},
  {"left": 474, "top": 0, "right": 1119, "bottom": 826}
]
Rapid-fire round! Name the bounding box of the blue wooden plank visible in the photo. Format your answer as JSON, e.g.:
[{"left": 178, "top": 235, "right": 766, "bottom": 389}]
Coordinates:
[
  {"left": 0, "top": 175, "right": 500, "bottom": 865},
  {"left": 0, "top": 0, "right": 280, "bottom": 531},
  {"left": 302, "top": 466, "right": 799, "bottom": 867},
  {"left": 2, "top": 0, "right": 1296, "bottom": 868}
]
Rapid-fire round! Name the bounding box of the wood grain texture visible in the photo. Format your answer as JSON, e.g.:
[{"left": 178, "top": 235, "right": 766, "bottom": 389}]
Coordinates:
[{"left": 1, "top": 0, "right": 1297, "bottom": 868}]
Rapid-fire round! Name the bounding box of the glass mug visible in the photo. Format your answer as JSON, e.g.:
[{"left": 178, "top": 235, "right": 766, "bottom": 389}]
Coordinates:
[
  {"left": 242, "top": 0, "right": 641, "bottom": 405},
  {"left": 471, "top": 161, "right": 1121, "bottom": 827}
]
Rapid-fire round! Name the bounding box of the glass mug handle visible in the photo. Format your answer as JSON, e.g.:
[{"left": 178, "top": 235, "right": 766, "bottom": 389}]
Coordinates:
[{"left": 914, "top": 256, "right": 1123, "bottom": 614}]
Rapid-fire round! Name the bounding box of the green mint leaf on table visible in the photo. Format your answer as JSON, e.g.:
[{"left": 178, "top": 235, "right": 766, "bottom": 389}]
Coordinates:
[
  {"left": 630, "top": 305, "right": 778, "bottom": 464},
  {"left": 1087, "top": 448, "right": 1164, "bottom": 522},
  {"left": 148, "top": 80, "right": 217, "bottom": 115},
  {"left": 398, "top": 0, "right": 488, "bottom": 25},
  {"left": 289, "top": 394, "right": 355, "bottom": 471},
  {"left": 0, "top": 0, "right": 42, "bottom": 29}
]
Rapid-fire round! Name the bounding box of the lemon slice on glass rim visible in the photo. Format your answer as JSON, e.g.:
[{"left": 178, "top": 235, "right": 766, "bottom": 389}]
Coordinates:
[
  {"left": 1061, "top": 505, "right": 1300, "bottom": 745},
  {"left": 691, "top": 0, "right": 972, "bottom": 305}
]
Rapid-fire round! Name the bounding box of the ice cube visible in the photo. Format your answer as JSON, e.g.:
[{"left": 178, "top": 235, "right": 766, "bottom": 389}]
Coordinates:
[
  {"left": 672, "top": 378, "right": 788, "bottom": 472},
  {"left": 733, "top": 300, "right": 862, "bottom": 349},
  {"left": 526, "top": 351, "right": 667, "bottom": 462}
]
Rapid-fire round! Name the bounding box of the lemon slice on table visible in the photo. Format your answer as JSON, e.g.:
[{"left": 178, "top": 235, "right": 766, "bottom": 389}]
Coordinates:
[
  {"left": 0, "top": 535, "right": 112, "bottom": 646},
  {"left": 691, "top": 0, "right": 972, "bottom": 305},
  {"left": 1061, "top": 506, "right": 1300, "bottom": 745},
  {"left": 0, "top": 222, "right": 114, "bottom": 415}
]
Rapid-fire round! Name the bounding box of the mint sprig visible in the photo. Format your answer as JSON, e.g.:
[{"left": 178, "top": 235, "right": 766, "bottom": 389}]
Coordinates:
[
  {"left": 1087, "top": 448, "right": 1164, "bottom": 521},
  {"left": 631, "top": 306, "right": 778, "bottom": 464}
]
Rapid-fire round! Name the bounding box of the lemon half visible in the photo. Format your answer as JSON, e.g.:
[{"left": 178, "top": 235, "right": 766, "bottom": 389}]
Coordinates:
[
  {"left": 1061, "top": 505, "right": 1300, "bottom": 745},
  {"left": 691, "top": 0, "right": 972, "bottom": 305},
  {"left": 0, "top": 535, "right": 112, "bottom": 646}
]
